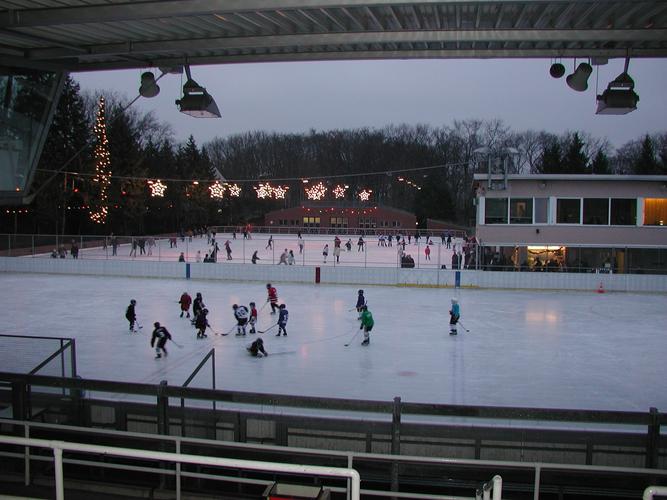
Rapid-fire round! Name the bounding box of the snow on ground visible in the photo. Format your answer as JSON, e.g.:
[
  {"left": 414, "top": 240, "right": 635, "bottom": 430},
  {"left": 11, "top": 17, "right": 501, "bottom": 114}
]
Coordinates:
[{"left": 1, "top": 267, "right": 665, "bottom": 412}]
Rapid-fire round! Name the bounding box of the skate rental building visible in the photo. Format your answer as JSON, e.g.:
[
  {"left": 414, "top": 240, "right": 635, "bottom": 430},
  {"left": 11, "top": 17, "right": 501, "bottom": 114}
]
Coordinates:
[{"left": 473, "top": 173, "right": 667, "bottom": 274}]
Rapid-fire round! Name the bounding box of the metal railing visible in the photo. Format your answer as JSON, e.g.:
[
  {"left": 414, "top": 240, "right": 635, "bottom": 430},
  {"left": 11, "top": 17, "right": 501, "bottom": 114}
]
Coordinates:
[
  {"left": 2, "top": 419, "right": 667, "bottom": 500},
  {"left": 0, "top": 433, "right": 361, "bottom": 500}
]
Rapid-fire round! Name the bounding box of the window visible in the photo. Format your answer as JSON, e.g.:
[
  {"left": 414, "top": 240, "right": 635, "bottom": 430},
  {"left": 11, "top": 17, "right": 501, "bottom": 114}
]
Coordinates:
[
  {"left": 359, "top": 217, "right": 376, "bottom": 229},
  {"left": 643, "top": 198, "right": 667, "bottom": 226},
  {"left": 510, "top": 198, "right": 533, "bottom": 224},
  {"left": 303, "top": 216, "right": 320, "bottom": 227},
  {"left": 611, "top": 199, "right": 637, "bottom": 225},
  {"left": 583, "top": 199, "right": 609, "bottom": 225},
  {"left": 485, "top": 198, "right": 508, "bottom": 224},
  {"left": 330, "top": 217, "right": 348, "bottom": 228},
  {"left": 556, "top": 199, "right": 581, "bottom": 224},
  {"left": 534, "top": 198, "right": 549, "bottom": 224}
]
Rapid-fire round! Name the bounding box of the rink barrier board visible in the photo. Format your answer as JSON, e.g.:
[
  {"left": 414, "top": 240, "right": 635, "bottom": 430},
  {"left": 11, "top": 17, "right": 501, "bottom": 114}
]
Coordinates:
[{"left": 1, "top": 257, "right": 666, "bottom": 292}]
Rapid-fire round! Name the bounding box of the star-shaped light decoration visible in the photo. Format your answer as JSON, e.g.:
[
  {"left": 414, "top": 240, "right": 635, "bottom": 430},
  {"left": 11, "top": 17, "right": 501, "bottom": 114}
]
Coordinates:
[
  {"left": 272, "top": 185, "right": 289, "bottom": 199},
  {"left": 305, "top": 182, "right": 327, "bottom": 200},
  {"left": 333, "top": 185, "right": 347, "bottom": 199},
  {"left": 254, "top": 183, "right": 271, "bottom": 199},
  {"left": 209, "top": 181, "right": 225, "bottom": 199},
  {"left": 358, "top": 189, "right": 372, "bottom": 202},
  {"left": 228, "top": 183, "right": 241, "bottom": 197},
  {"left": 148, "top": 179, "right": 167, "bottom": 197}
]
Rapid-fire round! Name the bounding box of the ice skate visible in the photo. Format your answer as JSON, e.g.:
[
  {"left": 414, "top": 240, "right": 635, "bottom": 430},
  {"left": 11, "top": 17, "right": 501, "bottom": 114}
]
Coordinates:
[
  {"left": 361, "top": 339, "right": 369, "bottom": 346},
  {"left": 155, "top": 353, "right": 161, "bottom": 358}
]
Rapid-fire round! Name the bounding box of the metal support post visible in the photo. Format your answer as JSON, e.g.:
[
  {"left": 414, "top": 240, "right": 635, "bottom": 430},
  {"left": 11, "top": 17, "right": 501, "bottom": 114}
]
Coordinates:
[
  {"left": 646, "top": 407, "right": 660, "bottom": 468},
  {"left": 12, "top": 380, "right": 27, "bottom": 420},
  {"left": 157, "top": 380, "right": 169, "bottom": 435},
  {"left": 391, "top": 396, "right": 401, "bottom": 493},
  {"left": 54, "top": 446, "right": 64, "bottom": 500}
]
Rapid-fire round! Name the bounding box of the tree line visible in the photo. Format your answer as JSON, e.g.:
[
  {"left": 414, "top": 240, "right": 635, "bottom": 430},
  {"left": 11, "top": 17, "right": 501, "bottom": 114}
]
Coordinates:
[{"left": 3, "top": 75, "right": 666, "bottom": 235}]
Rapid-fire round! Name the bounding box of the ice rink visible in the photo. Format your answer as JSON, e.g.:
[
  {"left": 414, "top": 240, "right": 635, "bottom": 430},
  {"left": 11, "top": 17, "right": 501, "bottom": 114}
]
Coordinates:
[{"left": 1, "top": 270, "right": 665, "bottom": 412}]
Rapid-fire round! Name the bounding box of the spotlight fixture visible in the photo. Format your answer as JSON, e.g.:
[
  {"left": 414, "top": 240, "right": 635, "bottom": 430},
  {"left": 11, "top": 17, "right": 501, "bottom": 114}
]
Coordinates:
[
  {"left": 175, "top": 65, "right": 220, "bottom": 118},
  {"left": 566, "top": 62, "right": 593, "bottom": 92},
  {"left": 139, "top": 71, "right": 160, "bottom": 98},
  {"left": 549, "top": 62, "right": 565, "bottom": 79},
  {"left": 596, "top": 59, "right": 639, "bottom": 115}
]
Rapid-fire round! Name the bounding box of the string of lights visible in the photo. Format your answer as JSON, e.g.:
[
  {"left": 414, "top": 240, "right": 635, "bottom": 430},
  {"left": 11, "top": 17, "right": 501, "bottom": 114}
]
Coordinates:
[
  {"left": 36, "top": 159, "right": 466, "bottom": 185},
  {"left": 89, "top": 97, "right": 111, "bottom": 224}
]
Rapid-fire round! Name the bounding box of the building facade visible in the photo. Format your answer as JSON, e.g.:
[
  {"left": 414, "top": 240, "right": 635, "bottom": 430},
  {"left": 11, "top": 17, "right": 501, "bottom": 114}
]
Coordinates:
[
  {"left": 264, "top": 205, "right": 417, "bottom": 232},
  {"left": 474, "top": 174, "right": 667, "bottom": 274}
]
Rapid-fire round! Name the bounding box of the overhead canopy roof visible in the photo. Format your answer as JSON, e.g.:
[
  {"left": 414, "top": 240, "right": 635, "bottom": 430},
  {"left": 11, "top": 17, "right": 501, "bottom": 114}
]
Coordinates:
[{"left": 1, "top": 0, "right": 667, "bottom": 72}]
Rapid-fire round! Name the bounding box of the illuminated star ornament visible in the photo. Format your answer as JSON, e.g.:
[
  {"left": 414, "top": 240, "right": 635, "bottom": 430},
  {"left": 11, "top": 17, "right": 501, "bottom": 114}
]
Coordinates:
[
  {"left": 358, "top": 189, "right": 372, "bottom": 202},
  {"left": 209, "top": 181, "right": 225, "bottom": 199},
  {"left": 228, "top": 184, "right": 242, "bottom": 197},
  {"left": 272, "top": 185, "right": 289, "bottom": 199},
  {"left": 305, "top": 182, "right": 327, "bottom": 201},
  {"left": 254, "top": 183, "right": 271, "bottom": 199},
  {"left": 148, "top": 179, "right": 167, "bottom": 197},
  {"left": 333, "top": 185, "right": 347, "bottom": 199}
]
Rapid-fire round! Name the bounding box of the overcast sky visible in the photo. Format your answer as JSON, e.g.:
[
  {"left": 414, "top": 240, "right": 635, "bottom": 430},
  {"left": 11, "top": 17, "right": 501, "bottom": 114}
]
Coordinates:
[{"left": 73, "top": 57, "right": 667, "bottom": 151}]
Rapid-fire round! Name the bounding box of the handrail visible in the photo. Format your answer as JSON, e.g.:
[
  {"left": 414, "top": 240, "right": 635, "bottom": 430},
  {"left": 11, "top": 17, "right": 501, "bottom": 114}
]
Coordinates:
[
  {"left": 3, "top": 419, "right": 667, "bottom": 500},
  {"left": 644, "top": 486, "right": 667, "bottom": 500},
  {"left": 476, "top": 475, "right": 502, "bottom": 500},
  {"left": 0, "top": 434, "right": 361, "bottom": 500}
]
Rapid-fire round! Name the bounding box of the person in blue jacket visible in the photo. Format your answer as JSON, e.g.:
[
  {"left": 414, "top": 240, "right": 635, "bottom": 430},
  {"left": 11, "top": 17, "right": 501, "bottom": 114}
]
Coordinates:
[
  {"left": 449, "top": 298, "right": 460, "bottom": 335},
  {"left": 276, "top": 304, "right": 288, "bottom": 336}
]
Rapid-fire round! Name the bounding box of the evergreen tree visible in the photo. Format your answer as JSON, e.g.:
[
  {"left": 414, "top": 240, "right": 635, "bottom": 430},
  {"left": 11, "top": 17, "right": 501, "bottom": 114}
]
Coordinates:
[
  {"left": 562, "top": 132, "right": 589, "bottom": 174},
  {"left": 632, "top": 135, "right": 661, "bottom": 175},
  {"left": 590, "top": 149, "right": 611, "bottom": 174},
  {"left": 30, "top": 76, "right": 91, "bottom": 234},
  {"left": 536, "top": 141, "right": 562, "bottom": 174}
]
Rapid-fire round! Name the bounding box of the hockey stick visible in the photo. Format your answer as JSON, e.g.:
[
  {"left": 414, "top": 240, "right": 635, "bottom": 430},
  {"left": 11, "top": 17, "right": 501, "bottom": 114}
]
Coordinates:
[
  {"left": 259, "top": 301, "right": 269, "bottom": 313},
  {"left": 170, "top": 339, "right": 184, "bottom": 348},
  {"left": 344, "top": 328, "right": 363, "bottom": 347},
  {"left": 258, "top": 323, "right": 278, "bottom": 334},
  {"left": 210, "top": 325, "right": 234, "bottom": 336},
  {"left": 267, "top": 350, "right": 296, "bottom": 357},
  {"left": 456, "top": 320, "right": 470, "bottom": 333}
]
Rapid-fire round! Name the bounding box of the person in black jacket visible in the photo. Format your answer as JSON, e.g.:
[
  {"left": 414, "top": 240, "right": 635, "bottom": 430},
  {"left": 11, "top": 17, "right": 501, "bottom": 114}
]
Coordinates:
[
  {"left": 247, "top": 338, "right": 268, "bottom": 357},
  {"left": 125, "top": 299, "right": 138, "bottom": 332},
  {"left": 194, "top": 308, "right": 209, "bottom": 339},
  {"left": 150, "top": 322, "right": 172, "bottom": 358}
]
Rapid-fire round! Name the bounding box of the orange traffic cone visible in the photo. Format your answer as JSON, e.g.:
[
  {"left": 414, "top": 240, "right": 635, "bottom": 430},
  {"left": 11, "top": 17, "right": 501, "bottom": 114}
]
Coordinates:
[{"left": 596, "top": 282, "right": 605, "bottom": 294}]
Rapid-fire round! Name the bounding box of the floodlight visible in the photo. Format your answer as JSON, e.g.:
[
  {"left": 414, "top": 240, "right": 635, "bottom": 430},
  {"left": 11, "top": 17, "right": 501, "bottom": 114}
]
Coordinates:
[
  {"left": 549, "top": 62, "right": 565, "bottom": 78},
  {"left": 175, "top": 65, "right": 221, "bottom": 118},
  {"left": 596, "top": 71, "right": 639, "bottom": 115}
]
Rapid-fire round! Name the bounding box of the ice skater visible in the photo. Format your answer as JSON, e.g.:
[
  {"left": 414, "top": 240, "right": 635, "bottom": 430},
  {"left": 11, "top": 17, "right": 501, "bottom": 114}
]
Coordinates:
[
  {"left": 192, "top": 292, "right": 205, "bottom": 322},
  {"left": 266, "top": 283, "right": 279, "bottom": 314},
  {"left": 359, "top": 305, "right": 374, "bottom": 346},
  {"left": 150, "top": 322, "right": 172, "bottom": 358},
  {"left": 276, "top": 304, "right": 288, "bottom": 336},
  {"left": 247, "top": 337, "right": 268, "bottom": 357},
  {"left": 355, "top": 289, "right": 366, "bottom": 317},
  {"left": 449, "top": 297, "right": 460, "bottom": 335},
  {"left": 179, "top": 291, "right": 192, "bottom": 318},
  {"left": 126, "top": 299, "right": 138, "bottom": 332},
  {"left": 233, "top": 304, "right": 249, "bottom": 336},
  {"left": 195, "top": 308, "right": 209, "bottom": 339},
  {"left": 248, "top": 302, "right": 258, "bottom": 334}
]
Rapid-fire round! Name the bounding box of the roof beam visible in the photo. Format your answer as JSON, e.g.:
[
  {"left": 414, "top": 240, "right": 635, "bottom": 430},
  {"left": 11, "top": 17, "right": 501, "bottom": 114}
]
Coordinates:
[
  {"left": 69, "top": 45, "right": 667, "bottom": 72},
  {"left": 0, "top": 1, "right": 592, "bottom": 29},
  {"left": 27, "top": 28, "right": 667, "bottom": 61}
]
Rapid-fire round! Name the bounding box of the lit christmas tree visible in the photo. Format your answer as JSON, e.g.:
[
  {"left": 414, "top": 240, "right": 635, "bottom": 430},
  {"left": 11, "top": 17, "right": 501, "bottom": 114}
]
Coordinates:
[{"left": 90, "top": 96, "right": 111, "bottom": 224}]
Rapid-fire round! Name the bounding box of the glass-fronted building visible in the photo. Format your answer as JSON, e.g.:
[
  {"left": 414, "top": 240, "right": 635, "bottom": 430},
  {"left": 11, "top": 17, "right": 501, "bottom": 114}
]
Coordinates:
[{"left": 474, "top": 174, "right": 667, "bottom": 274}]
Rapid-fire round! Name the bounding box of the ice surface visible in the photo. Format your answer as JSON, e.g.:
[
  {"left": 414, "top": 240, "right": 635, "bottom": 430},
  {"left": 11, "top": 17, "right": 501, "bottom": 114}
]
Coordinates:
[{"left": 1, "top": 266, "right": 665, "bottom": 412}]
